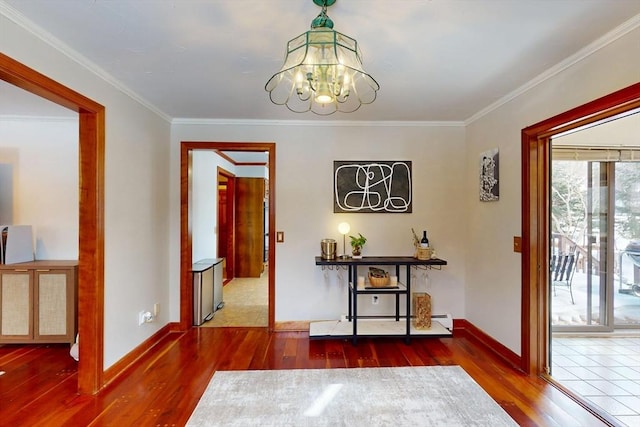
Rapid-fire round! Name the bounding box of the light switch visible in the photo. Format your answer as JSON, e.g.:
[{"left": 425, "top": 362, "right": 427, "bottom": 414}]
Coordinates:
[
  {"left": 276, "top": 231, "right": 284, "bottom": 243},
  {"left": 513, "top": 236, "right": 522, "bottom": 253}
]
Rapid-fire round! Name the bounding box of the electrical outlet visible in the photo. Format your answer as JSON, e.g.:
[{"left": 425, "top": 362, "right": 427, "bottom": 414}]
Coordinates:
[
  {"left": 138, "top": 311, "right": 153, "bottom": 325},
  {"left": 372, "top": 296, "right": 379, "bottom": 305},
  {"left": 154, "top": 303, "right": 160, "bottom": 317}
]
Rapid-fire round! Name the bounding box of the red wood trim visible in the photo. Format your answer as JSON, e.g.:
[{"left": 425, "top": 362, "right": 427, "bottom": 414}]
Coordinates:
[
  {"left": 0, "top": 53, "right": 105, "bottom": 395},
  {"left": 454, "top": 319, "right": 522, "bottom": 370},
  {"left": 179, "top": 145, "right": 193, "bottom": 331},
  {"left": 217, "top": 167, "right": 236, "bottom": 281},
  {"left": 235, "top": 162, "right": 268, "bottom": 166},
  {"left": 168, "top": 322, "right": 184, "bottom": 333},
  {"left": 521, "top": 82, "right": 640, "bottom": 377},
  {"left": 103, "top": 323, "right": 176, "bottom": 385},
  {"left": 524, "top": 82, "right": 640, "bottom": 136},
  {"left": 78, "top": 109, "right": 106, "bottom": 394},
  {"left": 180, "top": 142, "right": 276, "bottom": 333},
  {"left": 213, "top": 150, "right": 235, "bottom": 164},
  {"left": 275, "top": 321, "right": 310, "bottom": 332},
  {"left": 267, "top": 147, "right": 276, "bottom": 332},
  {"left": 213, "top": 149, "right": 267, "bottom": 166},
  {"left": 0, "top": 52, "right": 103, "bottom": 113}
]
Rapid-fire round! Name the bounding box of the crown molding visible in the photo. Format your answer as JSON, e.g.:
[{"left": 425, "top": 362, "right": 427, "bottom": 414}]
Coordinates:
[
  {"left": 0, "top": 1, "right": 172, "bottom": 123},
  {"left": 171, "top": 118, "right": 465, "bottom": 127},
  {"left": 465, "top": 13, "right": 640, "bottom": 126},
  {"left": 0, "top": 114, "right": 78, "bottom": 123},
  {"left": 3, "top": 1, "right": 637, "bottom": 128}
]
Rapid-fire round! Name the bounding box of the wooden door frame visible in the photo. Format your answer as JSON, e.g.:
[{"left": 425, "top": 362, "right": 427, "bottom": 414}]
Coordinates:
[
  {"left": 216, "top": 167, "right": 235, "bottom": 281},
  {"left": 0, "top": 53, "right": 105, "bottom": 394},
  {"left": 180, "top": 142, "right": 275, "bottom": 330},
  {"left": 521, "top": 82, "right": 640, "bottom": 375}
]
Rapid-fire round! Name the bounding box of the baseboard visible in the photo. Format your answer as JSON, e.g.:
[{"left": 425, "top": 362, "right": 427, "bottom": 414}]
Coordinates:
[
  {"left": 453, "top": 319, "right": 521, "bottom": 370},
  {"left": 275, "top": 321, "right": 310, "bottom": 332},
  {"left": 169, "top": 321, "right": 185, "bottom": 333},
  {"left": 103, "top": 322, "right": 180, "bottom": 385},
  {"left": 276, "top": 318, "right": 520, "bottom": 370}
]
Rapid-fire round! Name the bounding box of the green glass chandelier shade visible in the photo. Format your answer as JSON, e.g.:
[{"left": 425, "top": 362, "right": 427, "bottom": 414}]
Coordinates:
[{"left": 265, "top": 0, "right": 379, "bottom": 115}]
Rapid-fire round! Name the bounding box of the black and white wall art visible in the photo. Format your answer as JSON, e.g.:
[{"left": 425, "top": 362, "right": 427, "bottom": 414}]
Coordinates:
[
  {"left": 334, "top": 161, "right": 412, "bottom": 213},
  {"left": 480, "top": 148, "right": 499, "bottom": 202}
]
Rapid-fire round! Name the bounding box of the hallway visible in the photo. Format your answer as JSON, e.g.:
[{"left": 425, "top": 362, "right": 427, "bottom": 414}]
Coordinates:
[{"left": 201, "top": 274, "right": 268, "bottom": 327}]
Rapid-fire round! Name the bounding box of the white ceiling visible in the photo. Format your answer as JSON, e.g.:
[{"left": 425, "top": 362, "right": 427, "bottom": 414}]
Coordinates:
[{"left": 1, "top": 0, "right": 640, "bottom": 122}]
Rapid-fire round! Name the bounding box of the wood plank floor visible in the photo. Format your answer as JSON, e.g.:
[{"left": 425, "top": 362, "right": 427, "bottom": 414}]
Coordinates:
[{"left": 0, "top": 328, "right": 609, "bottom": 426}]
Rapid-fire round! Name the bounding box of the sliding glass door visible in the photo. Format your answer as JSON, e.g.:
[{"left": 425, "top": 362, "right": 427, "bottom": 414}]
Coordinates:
[
  {"left": 613, "top": 161, "right": 640, "bottom": 328},
  {"left": 551, "top": 146, "right": 640, "bottom": 331},
  {"left": 550, "top": 158, "right": 611, "bottom": 331}
]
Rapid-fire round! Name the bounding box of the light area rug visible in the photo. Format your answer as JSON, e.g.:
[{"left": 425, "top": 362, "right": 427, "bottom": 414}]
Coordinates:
[{"left": 186, "top": 366, "right": 517, "bottom": 426}]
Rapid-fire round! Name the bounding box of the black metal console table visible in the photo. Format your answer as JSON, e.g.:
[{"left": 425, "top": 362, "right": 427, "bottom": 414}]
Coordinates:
[{"left": 314, "top": 256, "right": 447, "bottom": 344}]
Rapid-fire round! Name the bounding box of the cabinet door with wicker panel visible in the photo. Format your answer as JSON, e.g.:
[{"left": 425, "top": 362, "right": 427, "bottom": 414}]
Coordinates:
[
  {"left": 0, "top": 261, "right": 77, "bottom": 344},
  {"left": 0, "top": 268, "right": 33, "bottom": 341}
]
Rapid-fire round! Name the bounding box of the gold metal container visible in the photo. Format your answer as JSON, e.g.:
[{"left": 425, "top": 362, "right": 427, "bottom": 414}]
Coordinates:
[{"left": 320, "top": 239, "right": 337, "bottom": 260}]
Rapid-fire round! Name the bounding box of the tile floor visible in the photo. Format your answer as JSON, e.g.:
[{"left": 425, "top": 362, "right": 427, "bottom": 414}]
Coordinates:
[
  {"left": 201, "top": 274, "right": 268, "bottom": 327},
  {"left": 552, "top": 335, "right": 640, "bottom": 427}
]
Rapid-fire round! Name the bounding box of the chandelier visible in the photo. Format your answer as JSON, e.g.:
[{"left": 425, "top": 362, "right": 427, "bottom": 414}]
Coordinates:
[{"left": 265, "top": 0, "right": 379, "bottom": 115}]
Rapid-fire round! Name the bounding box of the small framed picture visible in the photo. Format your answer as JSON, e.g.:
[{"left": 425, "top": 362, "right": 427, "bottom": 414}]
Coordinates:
[{"left": 480, "top": 148, "right": 499, "bottom": 202}]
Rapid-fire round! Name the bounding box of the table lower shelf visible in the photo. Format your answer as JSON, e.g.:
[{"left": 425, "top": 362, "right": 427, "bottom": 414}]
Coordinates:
[{"left": 309, "top": 318, "right": 452, "bottom": 339}]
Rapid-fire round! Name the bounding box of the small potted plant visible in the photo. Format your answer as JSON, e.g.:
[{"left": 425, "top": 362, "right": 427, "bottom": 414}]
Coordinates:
[{"left": 349, "top": 233, "right": 367, "bottom": 259}]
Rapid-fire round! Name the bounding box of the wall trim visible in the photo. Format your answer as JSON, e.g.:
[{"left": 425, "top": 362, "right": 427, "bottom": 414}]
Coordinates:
[
  {"left": 171, "top": 118, "right": 465, "bottom": 128},
  {"left": 465, "top": 14, "right": 640, "bottom": 125},
  {"left": 0, "top": 2, "right": 171, "bottom": 123},
  {"left": 103, "top": 323, "right": 179, "bottom": 386},
  {"left": 453, "top": 319, "right": 522, "bottom": 371},
  {"left": 274, "top": 318, "right": 522, "bottom": 371},
  {"left": 275, "top": 321, "right": 310, "bottom": 332},
  {"left": 0, "top": 114, "right": 77, "bottom": 122}
]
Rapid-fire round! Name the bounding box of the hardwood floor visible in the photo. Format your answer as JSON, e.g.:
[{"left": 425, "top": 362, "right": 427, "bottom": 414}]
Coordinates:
[{"left": 0, "top": 328, "right": 609, "bottom": 426}]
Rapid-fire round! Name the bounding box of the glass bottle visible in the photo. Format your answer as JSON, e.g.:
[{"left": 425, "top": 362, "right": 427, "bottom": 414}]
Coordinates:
[{"left": 420, "top": 230, "right": 429, "bottom": 248}]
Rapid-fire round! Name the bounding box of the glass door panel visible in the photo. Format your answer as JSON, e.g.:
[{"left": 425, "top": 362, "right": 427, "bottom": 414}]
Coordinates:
[
  {"left": 614, "top": 162, "right": 640, "bottom": 327},
  {"left": 550, "top": 160, "right": 610, "bottom": 331}
]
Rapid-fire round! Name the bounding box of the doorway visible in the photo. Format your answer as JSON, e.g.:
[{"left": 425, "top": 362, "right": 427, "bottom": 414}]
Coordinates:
[
  {"left": 209, "top": 160, "right": 269, "bottom": 328},
  {"left": 217, "top": 168, "right": 235, "bottom": 283},
  {"left": 179, "top": 142, "right": 275, "bottom": 331},
  {"left": 550, "top": 138, "right": 640, "bottom": 331},
  {"left": 0, "top": 54, "right": 105, "bottom": 394},
  {"left": 521, "top": 83, "right": 640, "bottom": 423}
]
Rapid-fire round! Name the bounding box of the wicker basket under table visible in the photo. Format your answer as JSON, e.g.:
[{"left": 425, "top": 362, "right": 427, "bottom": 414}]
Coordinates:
[{"left": 368, "top": 274, "right": 390, "bottom": 287}]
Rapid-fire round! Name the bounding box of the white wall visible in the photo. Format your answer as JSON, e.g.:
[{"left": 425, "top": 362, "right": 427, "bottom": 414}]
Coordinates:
[
  {"left": 0, "top": 116, "right": 79, "bottom": 259},
  {"left": 1, "top": 12, "right": 172, "bottom": 368},
  {"left": 465, "top": 26, "right": 640, "bottom": 355},
  {"left": 236, "top": 165, "right": 269, "bottom": 179},
  {"left": 191, "top": 153, "right": 268, "bottom": 262},
  {"left": 171, "top": 123, "right": 467, "bottom": 322},
  {"left": 192, "top": 150, "right": 219, "bottom": 261}
]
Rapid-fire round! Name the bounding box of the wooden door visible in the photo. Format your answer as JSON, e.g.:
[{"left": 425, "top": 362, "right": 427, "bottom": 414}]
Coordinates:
[{"left": 235, "top": 178, "right": 265, "bottom": 277}]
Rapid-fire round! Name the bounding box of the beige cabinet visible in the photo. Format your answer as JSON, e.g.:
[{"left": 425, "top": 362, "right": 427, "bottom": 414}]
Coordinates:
[{"left": 0, "top": 261, "right": 77, "bottom": 344}]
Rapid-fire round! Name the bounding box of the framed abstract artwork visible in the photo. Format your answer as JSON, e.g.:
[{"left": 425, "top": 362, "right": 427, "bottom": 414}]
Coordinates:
[{"left": 334, "top": 160, "right": 412, "bottom": 213}]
